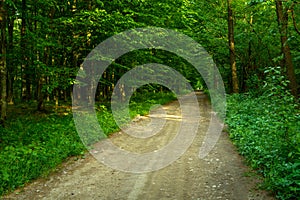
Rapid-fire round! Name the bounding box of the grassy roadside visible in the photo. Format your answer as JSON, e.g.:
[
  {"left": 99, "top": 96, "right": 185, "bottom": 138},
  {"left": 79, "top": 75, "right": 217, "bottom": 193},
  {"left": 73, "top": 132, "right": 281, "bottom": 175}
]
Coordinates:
[
  {"left": 226, "top": 94, "right": 300, "bottom": 200},
  {"left": 0, "top": 91, "right": 176, "bottom": 196}
]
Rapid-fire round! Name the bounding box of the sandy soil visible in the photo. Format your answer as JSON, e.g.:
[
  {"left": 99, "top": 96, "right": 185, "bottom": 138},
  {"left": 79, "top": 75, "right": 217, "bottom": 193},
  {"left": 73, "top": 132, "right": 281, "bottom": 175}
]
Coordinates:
[{"left": 3, "top": 92, "right": 275, "bottom": 200}]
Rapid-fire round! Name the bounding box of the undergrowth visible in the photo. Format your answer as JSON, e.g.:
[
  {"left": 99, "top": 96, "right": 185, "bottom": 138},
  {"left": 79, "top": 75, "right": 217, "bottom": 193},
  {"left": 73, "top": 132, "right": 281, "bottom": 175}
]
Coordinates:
[
  {"left": 0, "top": 91, "right": 176, "bottom": 196},
  {"left": 226, "top": 67, "right": 300, "bottom": 199}
]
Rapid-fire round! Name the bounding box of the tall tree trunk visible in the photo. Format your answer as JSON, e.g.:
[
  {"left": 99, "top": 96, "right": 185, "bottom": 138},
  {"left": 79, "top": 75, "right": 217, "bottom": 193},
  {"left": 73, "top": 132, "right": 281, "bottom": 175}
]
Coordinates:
[
  {"left": 0, "top": 0, "right": 7, "bottom": 125},
  {"left": 275, "top": 0, "right": 298, "bottom": 98},
  {"left": 227, "top": 0, "right": 239, "bottom": 93},
  {"left": 21, "top": 0, "right": 29, "bottom": 100},
  {"left": 7, "top": 13, "right": 14, "bottom": 104}
]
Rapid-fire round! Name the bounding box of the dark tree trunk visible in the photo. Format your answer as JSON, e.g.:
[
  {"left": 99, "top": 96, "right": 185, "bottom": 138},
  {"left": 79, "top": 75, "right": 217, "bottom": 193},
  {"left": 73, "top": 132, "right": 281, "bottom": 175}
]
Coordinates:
[
  {"left": 0, "top": 0, "right": 7, "bottom": 124},
  {"left": 7, "top": 10, "right": 14, "bottom": 104},
  {"left": 37, "top": 77, "right": 45, "bottom": 111},
  {"left": 21, "top": 0, "right": 30, "bottom": 100},
  {"left": 275, "top": 0, "right": 298, "bottom": 98},
  {"left": 86, "top": 0, "right": 92, "bottom": 10}
]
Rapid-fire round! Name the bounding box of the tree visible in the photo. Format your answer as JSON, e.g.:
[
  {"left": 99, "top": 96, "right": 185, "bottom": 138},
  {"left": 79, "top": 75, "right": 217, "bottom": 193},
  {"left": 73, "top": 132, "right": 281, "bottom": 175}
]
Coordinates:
[
  {"left": 0, "top": 0, "right": 7, "bottom": 124},
  {"left": 275, "top": 0, "right": 298, "bottom": 98},
  {"left": 227, "top": 0, "right": 239, "bottom": 93}
]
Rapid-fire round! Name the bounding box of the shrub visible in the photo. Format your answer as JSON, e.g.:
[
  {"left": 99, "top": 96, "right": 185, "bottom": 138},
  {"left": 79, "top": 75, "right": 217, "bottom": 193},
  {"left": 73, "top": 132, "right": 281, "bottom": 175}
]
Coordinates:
[{"left": 226, "top": 80, "right": 300, "bottom": 199}]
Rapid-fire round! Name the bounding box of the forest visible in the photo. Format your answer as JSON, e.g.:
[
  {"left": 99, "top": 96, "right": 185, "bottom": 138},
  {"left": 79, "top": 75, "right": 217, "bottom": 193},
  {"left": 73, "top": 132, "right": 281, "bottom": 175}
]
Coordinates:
[{"left": 0, "top": 0, "right": 299, "bottom": 199}]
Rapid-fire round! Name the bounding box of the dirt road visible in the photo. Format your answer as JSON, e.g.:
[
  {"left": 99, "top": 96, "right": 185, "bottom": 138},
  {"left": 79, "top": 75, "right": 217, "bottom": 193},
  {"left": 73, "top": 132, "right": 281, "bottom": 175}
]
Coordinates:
[{"left": 4, "top": 93, "right": 274, "bottom": 200}]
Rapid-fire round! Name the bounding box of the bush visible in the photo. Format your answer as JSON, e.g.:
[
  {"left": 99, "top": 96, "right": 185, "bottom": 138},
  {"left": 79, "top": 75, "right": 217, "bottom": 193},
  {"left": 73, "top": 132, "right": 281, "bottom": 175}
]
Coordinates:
[{"left": 226, "top": 68, "right": 300, "bottom": 199}]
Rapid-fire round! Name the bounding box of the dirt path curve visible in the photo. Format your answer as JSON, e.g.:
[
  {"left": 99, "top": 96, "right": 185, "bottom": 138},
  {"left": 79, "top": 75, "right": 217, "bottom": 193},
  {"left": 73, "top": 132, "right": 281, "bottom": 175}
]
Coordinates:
[{"left": 4, "top": 92, "right": 274, "bottom": 200}]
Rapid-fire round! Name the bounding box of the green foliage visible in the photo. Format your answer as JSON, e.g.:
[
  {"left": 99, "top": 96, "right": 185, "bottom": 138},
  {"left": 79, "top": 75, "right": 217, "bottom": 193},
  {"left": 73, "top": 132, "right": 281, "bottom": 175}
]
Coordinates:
[
  {"left": 0, "top": 114, "right": 85, "bottom": 196},
  {"left": 247, "top": 66, "right": 293, "bottom": 99},
  {"left": 226, "top": 83, "right": 300, "bottom": 199}
]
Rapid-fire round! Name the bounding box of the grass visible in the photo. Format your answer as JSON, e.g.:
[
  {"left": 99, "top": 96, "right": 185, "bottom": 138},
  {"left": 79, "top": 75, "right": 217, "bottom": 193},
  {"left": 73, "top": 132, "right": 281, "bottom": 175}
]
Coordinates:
[{"left": 0, "top": 91, "right": 177, "bottom": 196}]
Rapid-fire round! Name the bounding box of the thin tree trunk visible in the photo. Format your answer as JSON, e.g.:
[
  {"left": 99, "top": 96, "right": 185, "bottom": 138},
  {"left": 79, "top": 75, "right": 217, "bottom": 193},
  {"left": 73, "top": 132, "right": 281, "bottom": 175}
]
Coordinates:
[
  {"left": 275, "top": 0, "right": 298, "bottom": 98},
  {"left": 21, "top": 0, "right": 29, "bottom": 100},
  {"left": 86, "top": 0, "right": 92, "bottom": 10},
  {"left": 37, "top": 76, "right": 45, "bottom": 111},
  {"left": 0, "top": 0, "right": 7, "bottom": 124},
  {"left": 7, "top": 14, "right": 13, "bottom": 104},
  {"left": 55, "top": 89, "right": 59, "bottom": 108},
  {"left": 227, "top": 0, "right": 239, "bottom": 93}
]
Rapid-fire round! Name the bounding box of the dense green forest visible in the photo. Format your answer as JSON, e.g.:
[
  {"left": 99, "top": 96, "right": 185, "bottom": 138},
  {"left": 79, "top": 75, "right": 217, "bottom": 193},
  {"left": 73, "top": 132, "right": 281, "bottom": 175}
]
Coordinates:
[{"left": 0, "top": 0, "right": 299, "bottom": 199}]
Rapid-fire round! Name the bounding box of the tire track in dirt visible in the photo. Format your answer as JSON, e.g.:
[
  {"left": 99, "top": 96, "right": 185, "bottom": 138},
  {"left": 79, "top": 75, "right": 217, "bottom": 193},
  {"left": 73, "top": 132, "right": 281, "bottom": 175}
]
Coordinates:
[{"left": 3, "top": 92, "right": 275, "bottom": 200}]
